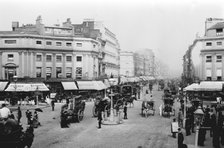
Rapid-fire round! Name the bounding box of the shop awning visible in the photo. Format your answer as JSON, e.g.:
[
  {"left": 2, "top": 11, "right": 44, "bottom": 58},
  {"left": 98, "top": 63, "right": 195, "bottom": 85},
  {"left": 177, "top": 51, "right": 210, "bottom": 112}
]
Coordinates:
[
  {"left": 61, "top": 82, "right": 78, "bottom": 90},
  {"left": 77, "top": 81, "right": 107, "bottom": 90},
  {"left": 0, "top": 82, "right": 8, "bottom": 91},
  {"left": 195, "top": 81, "right": 224, "bottom": 91},
  {"left": 183, "top": 83, "right": 200, "bottom": 92},
  {"left": 5, "top": 82, "right": 49, "bottom": 92}
]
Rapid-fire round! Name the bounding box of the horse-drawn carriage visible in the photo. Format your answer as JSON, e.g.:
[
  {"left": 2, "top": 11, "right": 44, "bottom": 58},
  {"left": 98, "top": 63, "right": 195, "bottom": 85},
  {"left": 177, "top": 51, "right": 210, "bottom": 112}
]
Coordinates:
[
  {"left": 162, "top": 97, "right": 175, "bottom": 117},
  {"left": 60, "top": 95, "right": 86, "bottom": 127},
  {"left": 120, "top": 85, "right": 136, "bottom": 107},
  {"left": 0, "top": 118, "right": 34, "bottom": 148},
  {"left": 141, "top": 100, "right": 155, "bottom": 117}
]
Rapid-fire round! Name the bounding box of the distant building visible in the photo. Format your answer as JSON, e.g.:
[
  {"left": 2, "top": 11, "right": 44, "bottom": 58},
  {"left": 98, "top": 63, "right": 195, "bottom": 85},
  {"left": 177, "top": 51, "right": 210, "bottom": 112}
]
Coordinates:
[
  {"left": 120, "top": 51, "right": 134, "bottom": 77},
  {"left": 183, "top": 18, "right": 224, "bottom": 83}
]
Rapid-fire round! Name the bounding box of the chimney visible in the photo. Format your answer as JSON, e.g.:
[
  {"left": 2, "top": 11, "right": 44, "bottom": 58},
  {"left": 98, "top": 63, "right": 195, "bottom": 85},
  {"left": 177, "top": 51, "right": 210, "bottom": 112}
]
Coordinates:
[{"left": 12, "top": 22, "right": 19, "bottom": 31}]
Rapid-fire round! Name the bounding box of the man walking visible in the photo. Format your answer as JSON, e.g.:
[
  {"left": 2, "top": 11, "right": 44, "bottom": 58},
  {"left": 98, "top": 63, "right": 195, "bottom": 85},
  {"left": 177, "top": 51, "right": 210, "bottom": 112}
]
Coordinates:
[
  {"left": 17, "top": 106, "right": 22, "bottom": 123},
  {"left": 51, "top": 100, "right": 55, "bottom": 111},
  {"left": 0, "top": 103, "right": 11, "bottom": 121},
  {"left": 97, "top": 110, "right": 102, "bottom": 129}
]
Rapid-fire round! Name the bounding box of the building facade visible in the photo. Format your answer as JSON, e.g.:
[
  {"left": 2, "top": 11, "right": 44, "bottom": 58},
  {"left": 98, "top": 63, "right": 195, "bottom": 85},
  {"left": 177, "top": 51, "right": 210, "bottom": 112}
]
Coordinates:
[
  {"left": 183, "top": 18, "right": 224, "bottom": 83},
  {"left": 0, "top": 16, "right": 101, "bottom": 81},
  {"left": 120, "top": 51, "right": 135, "bottom": 77},
  {"left": 72, "top": 19, "right": 120, "bottom": 78}
]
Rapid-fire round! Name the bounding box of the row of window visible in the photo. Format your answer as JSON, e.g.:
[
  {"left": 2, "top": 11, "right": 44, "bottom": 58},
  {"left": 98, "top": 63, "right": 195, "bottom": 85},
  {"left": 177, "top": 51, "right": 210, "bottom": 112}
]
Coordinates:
[
  {"left": 4, "top": 40, "right": 83, "bottom": 47},
  {"left": 37, "top": 55, "right": 82, "bottom": 62},
  {"left": 36, "top": 67, "right": 82, "bottom": 79},
  {"left": 206, "top": 55, "right": 222, "bottom": 62},
  {"left": 7, "top": 54, "right": 82, "bottom": 62},
  {"left": 206, "top": 41, "right": 223, "bottom": 46}
]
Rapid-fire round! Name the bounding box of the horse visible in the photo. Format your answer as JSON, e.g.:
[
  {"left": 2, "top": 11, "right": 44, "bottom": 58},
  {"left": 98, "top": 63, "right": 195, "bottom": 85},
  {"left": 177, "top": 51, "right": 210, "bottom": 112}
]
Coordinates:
[{"left": 123, "top": 95, "right": 136, "bottom": 108}]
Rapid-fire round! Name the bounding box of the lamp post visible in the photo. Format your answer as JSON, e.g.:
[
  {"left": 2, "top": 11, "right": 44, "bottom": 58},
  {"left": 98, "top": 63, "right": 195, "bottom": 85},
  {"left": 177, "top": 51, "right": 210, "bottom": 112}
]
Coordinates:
[
  {"left": 194, "top": 106, "right": 204, "bottom": 148},
  {"left": 35, "top": 86, "right": 39, "bottom": 107},
  {"left": 13, "top": 75, "right": 18, "bottom": 105},
  {"left": 109, "top": 79, "right": 115, "bottom": 122}
]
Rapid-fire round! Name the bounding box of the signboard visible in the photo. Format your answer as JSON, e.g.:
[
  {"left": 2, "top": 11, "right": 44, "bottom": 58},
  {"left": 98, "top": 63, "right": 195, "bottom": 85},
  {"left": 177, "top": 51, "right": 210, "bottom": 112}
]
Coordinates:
[
  {"left": 171, "top": 122, "right": 179, "bottom": 133},
  {"left": 50, "top": 93, "right": 57, "bottom": 99}
]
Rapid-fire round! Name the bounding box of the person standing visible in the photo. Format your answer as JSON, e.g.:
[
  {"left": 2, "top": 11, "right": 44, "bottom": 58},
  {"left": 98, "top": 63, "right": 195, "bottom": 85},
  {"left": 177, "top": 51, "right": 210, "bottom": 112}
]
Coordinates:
[
  {"left": 124, "top": 102, "right": 128, "bottom": 119},
  {"left": 25, "top": 110, "right": 32, "bottom": 125},
  {"left": 51, "top": 100, "right": 55, "bottom": 111},
  {"left": 0, "top": 103, "right": 11, "bottom": 121},
  {"left": 17, "top": 106, "right": 22, "bottom": 123},
  {"left": 97, "top": 110, "right": 102, "bottom": 129},
  {"left": 177, "top": 128, "right": 184, "bottom": 148}
]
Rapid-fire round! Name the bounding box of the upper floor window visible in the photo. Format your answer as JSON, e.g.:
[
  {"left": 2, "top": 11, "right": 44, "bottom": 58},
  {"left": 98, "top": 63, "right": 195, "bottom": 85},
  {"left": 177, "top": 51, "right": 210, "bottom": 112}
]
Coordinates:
[
  {"left": 66, "top": 56, "right": 72, "bottom": 62},
  {"left": 36, "top": 41, "right": 42, "bottom": 44},
  {"left": 206, "top": 42, "right": 212, "bottom": 46},
  {"left": 93, "top": 44, "right": 96, "bottom": 48},
  {"left": 217, "top": 42, "right": 222, "bottom": 46},
  {"left": 216, "top": 28, "right": 223, "bottom": 36},
  {"left": 56, "top": 42, "right": 62, "bottom": 46},
  {"left": 206, "top": 56, "right": 212, "bottom": 62},
  {"left": 76, "top": 56, "right": 82, "bottom": 62},
  {"left": 46, "top": 41, "right": 52, "bottom": 45},
  {"left": 76, "top": 43, "right": 82, "bottom": 47},
  {"left": 56, "top": 55, "right": 62, "bottom": 62},
  {"left": 46, "top": 55, "right": 52, "bottom": 62},
  {"left": 216, "top": 55, "right": 222, "bottom": 62},
  {"left": 66, "top": 42, "right": 72, "bottom": 47},
  {"left": 36, "top": 55, "right": 42, "bottom": 61},
  {"left": 4, "top": 40, "right": 16, "bottom": 44},
  {"left": 8, "top": 54, "right": 14, "bottom": 61}
]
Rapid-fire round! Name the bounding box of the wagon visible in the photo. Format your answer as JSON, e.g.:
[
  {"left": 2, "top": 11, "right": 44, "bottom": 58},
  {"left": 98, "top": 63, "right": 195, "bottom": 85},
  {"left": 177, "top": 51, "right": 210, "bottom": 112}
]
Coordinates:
[
  {"left": 141, "top": 100, "right": 155, "bottom": 117},
  {"left": 60, "top": 95, "right": 86, "bottom": 127},
  {"left": 162, "top": 97, "right": 175, "bottom": 117}
]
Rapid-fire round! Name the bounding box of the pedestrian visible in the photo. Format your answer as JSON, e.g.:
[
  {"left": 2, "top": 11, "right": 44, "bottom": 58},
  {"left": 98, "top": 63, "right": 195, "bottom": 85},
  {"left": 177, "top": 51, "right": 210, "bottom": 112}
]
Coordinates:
[
  {"left": 124, "top": 102, "right": 128, "bottom": 119},
  {"left": 185, "top": 114, "right": 191, "bottom": 136},
  {"left": 25, "top": 110, "right": 32, "bottom": 125},
  {"left": 178, "top": 108, "right": 183, "bottom": 128},
  {"left": 33, "top": 110, "right": 40, "bottom": 128},
  {"left": 60, "top": 99, "right": 70, "bottom": 128},
  {"left": 177, "top": 128, "right": 184, "bottom": 148},
  {"left": 171, "top": 118, "right": 178, "bottom": 138},
  {"left": 97, "top": 110, "right": 102, "bottom": 129},
  {"left": 51, "top": 100, "right": 55, "bottom": 111},
  {"left": 0, "top": 103, "right": 11, "bottom": 121},
  {"left": 17, "top": 106, "right": 22, "bottom": 123}
]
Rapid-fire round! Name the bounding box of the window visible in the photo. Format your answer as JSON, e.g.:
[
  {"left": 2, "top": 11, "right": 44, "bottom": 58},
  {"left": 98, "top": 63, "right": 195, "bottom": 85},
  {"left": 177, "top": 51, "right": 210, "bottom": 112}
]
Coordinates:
[
  {"left": 36, "top": 67, "right": 42, "bottom": 77},
  {"left": 66, "top": 56, "right": 72, "bottom": 62},
  {"left": 36, "top": 41, "right": 42, "bottom": 44},
  {"left": 46, "top": 41, "right": 52, "bottom": 45},
  {"left": 217, "top": 76, "right": 222, "bottom": 81},
  {"left": 46, "top": 55, "right": 52, "bottom": 62},
  {"left": 36, "top": 55, "right": 42, "bottom": 61},
  {"left": 216, "top": 28, "right": 223, "bottom": 36},
  {"left": 216, "top": 55, "right": 222, "bottom": 62},
  {"left": 76, "top": 67, "right": 82, "bottom": 79},
  {"left": 56, "top": 67, "right": 62, "bottom": 78},
  {"left": 207, "top": 77, "right": 212, "bottom": 81},
  {"left": 66, "top": 67, "right": 72, "bottom": 78},
  {"left": 206, "top": 69, "right": 212, "bottom": 80},
  {"left": 56, "top": 42, "right": 62, "bottom": 46},
  {"left": 217, "top": 42, "right": 222, "bottom": 46},
  {"left": 217, "top": 69, "right": 222, "bottom": 81},
  {"left": 66, "top": 42, "right": 72, "bottom": 47},
  {"left": 4, "top": 40, "right": 16, "bottom": 44},
  {"left": 206, "top": 42, "right": 212, "bottom": 46},
  {"left": 76, "top": 43, "right": 82, "bottom": 47},
  {"left": 56, "top": 55, "right": 62, "bottom": 62},
  {"left": 46, "top": 67, "right": 52, "bottom": 79},
  {"left": 76, "top": 56, "right": 82, "bottom": 62},
  {"left": 8, "top": 54, "right": 14, "bottom": 61},
  {"left": 206, "top": 56, "right": 212, "bottom": 62},
  {"left": 93, "top": 44, "right": 96, "bottom": 48}
]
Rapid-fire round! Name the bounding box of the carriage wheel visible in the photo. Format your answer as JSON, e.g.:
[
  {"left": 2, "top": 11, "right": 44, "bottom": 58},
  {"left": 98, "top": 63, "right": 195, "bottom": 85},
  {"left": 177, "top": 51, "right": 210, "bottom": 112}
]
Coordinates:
[
  {"left": 92, "top": 106, "right": 97, "bottom": 117},
  {"left": 77, "top": 110, "right": 84, "bottom": 122}
]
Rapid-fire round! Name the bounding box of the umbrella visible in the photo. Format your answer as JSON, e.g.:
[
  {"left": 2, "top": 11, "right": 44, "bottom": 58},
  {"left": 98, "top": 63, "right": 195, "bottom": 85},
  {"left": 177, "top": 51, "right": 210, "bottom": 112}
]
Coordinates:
[{"left": 35, "top": 108, "right": 43, "bottom": 112}]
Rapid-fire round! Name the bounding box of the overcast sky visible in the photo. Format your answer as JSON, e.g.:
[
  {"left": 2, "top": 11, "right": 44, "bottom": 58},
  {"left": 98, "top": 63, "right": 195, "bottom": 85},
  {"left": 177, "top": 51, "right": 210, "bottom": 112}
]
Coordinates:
[{"left": 1, "top": 0, "right": 224, "bottom": 76}]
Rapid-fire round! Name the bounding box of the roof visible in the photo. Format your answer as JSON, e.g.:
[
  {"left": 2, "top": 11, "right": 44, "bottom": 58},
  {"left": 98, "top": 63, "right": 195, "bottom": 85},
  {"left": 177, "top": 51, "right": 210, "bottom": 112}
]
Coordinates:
[{"left": 208, "top": 22, "right": 224, "bottom": 30}]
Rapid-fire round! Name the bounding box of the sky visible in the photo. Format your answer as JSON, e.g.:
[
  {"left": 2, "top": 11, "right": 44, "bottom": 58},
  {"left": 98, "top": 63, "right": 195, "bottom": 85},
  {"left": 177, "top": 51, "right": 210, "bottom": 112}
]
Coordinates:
[{"left": 1, "top": 0, "right": 224, "bottom": 77}]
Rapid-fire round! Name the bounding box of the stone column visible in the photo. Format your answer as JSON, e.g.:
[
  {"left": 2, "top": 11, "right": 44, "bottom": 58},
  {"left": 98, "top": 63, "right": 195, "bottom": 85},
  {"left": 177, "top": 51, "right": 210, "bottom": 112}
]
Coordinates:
[
  {"left": 42, "top": 53, "right": 46, "bottom": 78},
  {"left": 18, "top": 52, "right": 23, "bottom": 77},
  {"left": 62, "top": 53, "right": 66, "bottom": 77},
  {"left": 24, "top": 52, "right": 28, "bottom": 76},
  {"left": 0, "top": 52, "right": 2, "bottom": 79},
  {"left": 52, "top": 53, "right": 56, "bottom": 78},
  {"left": 27, "top": 52, "right": 31, "bottom": 77},
  {"left": 33, "top": 52, "right": 36, "bottom": 77},
  {"left": 212, "top": 54, "right": 216, "bottom": 80},
  {"left": 72, "top": 53, "right": 75, "bottom": 79}
]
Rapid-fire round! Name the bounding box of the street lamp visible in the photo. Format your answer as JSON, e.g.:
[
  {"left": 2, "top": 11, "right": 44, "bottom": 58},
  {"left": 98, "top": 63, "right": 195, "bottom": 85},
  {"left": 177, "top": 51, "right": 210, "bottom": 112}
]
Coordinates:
[
  {"left": 13, "top": 75, "right": 18, "bottom": 105},
  {"left": 109, "top": 79, "right": 116, "bottom": 122},
  {"left": 194, "top": 106, "right": 204, "bottom": 148},
  {"left": 35, "top": 86, "right": 39, "bottom": 107}
]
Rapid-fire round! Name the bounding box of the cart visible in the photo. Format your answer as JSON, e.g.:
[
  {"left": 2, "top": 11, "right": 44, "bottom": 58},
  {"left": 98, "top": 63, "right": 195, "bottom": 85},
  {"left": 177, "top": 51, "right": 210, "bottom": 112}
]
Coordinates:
[
  {"left": 162, "top": 97, "right": 175, "bottom": 117},
  {"left": 141, "top": 100, "right": 155, "bottom": 117}
]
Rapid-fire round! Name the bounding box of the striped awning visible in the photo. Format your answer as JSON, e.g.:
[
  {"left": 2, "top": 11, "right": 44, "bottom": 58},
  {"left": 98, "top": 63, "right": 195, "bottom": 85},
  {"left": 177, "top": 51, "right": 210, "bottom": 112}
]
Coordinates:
[
  {"left": 77, "top": 81, "right": 107, "bottom": 90},
  {"left": 61, "top": 82, "right": 78, "bottom": 90},
  {"left": 0, "top": 82, "right": 8, "bottom": 91},
  {"left": 5, "top": 82, "right": 49, "bottom": 92}
]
